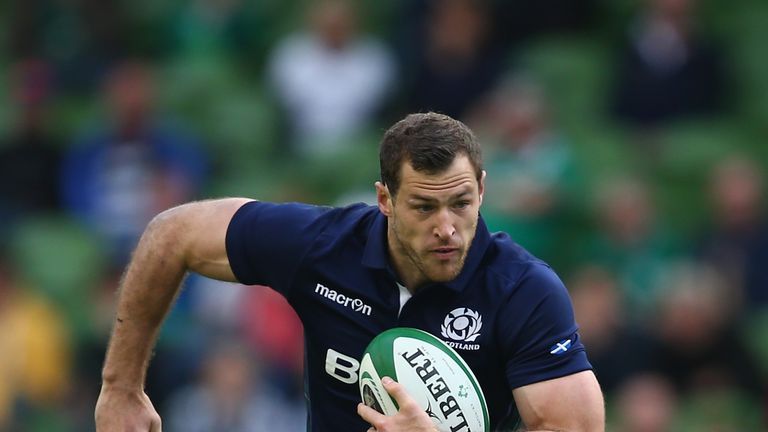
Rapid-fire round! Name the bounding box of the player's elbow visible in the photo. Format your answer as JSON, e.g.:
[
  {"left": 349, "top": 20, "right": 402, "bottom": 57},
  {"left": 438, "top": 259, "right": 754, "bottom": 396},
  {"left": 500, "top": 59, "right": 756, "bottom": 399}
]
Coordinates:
[
  {"left": 144, "top": 199, "right": 248, "bottom": 281},
  {"left": 140, "top": 203, "right": 197, "bottom": 259}
]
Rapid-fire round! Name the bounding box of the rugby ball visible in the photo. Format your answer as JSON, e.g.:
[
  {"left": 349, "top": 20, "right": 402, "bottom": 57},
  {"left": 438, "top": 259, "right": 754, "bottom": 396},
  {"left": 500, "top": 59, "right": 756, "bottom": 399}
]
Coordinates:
[{"left": 358, "top": 327, "right": 489, "bottom": 432}]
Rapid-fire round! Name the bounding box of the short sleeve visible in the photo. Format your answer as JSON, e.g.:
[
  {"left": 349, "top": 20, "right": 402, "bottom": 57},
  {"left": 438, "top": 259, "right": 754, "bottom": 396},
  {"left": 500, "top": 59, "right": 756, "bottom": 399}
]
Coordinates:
[
  {"left": 499, "top": 263, "right": 592, "bottom": 389},
  {"left": 225, "top": 201, "right": 334, "bottom": 295}
]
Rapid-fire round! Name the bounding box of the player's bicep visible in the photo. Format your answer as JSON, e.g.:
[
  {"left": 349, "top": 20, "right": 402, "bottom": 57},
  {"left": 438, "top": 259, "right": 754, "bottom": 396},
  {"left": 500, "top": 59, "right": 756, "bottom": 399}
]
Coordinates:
[
  {"left": 174, "top": 198, "right": 254, "bottom": 281},
  {"left": 513, "top": 370, "right": 604, "bottom": 432},
  {"left": 501, "top": 264, "right": 591, "bottom": 389}
]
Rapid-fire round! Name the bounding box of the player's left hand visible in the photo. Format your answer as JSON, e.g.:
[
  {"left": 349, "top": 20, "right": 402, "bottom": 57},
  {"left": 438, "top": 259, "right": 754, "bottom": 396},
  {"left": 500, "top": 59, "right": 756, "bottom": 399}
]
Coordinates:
[{"left": 357, "top": 376, "right": 437, "bottom": 432}]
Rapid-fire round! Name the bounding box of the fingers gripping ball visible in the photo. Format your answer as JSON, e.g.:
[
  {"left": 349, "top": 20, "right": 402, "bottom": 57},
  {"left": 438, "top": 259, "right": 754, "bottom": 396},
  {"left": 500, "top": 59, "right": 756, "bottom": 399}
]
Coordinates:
[{"left": 358, "top": 327, "right": 489, "bottom": 432}]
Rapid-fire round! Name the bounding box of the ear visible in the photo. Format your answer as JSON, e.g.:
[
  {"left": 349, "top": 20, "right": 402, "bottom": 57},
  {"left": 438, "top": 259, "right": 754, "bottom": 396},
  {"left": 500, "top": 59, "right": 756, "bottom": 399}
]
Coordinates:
[
  {"left": 478, "top": 170, "right": 487, "bottom": 206},
  {"left": 375, "top": 181, "right": 393, "bottom": 216}
]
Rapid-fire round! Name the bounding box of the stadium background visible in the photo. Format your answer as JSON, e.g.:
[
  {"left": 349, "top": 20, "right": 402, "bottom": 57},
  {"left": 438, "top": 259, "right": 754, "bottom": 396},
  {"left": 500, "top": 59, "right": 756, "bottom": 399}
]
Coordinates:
[{"left": 0, "top": 0, "right": 767, "bottom": 430}]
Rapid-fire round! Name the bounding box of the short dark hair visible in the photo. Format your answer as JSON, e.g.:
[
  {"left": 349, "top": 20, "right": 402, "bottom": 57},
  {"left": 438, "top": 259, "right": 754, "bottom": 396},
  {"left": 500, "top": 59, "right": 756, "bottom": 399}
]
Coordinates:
[{"left": 379, "top": 112, "right": 483, "bottom": 197}]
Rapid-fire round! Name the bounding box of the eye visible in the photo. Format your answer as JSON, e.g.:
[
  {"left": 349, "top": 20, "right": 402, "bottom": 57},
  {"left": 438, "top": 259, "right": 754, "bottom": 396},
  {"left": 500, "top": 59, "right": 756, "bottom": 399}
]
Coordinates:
[
  {"left": 453, "top": 200, "right": 471, "bottom": 210},
  {"left": 416, "top": 204, "right": 435, "bottom": 213}
]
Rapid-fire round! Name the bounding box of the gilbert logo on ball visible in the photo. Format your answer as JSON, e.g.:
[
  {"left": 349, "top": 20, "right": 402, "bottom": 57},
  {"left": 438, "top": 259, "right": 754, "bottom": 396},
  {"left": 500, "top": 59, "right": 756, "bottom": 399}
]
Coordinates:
[{"left": 359, "top": 327, "right": 489, "bottom": 432}]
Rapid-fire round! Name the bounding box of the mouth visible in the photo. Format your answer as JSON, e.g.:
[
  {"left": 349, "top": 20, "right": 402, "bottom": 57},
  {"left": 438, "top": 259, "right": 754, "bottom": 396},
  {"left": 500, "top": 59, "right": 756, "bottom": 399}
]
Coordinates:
[{"left": 431, "top": 247, "right": 460, "bottom": 260}]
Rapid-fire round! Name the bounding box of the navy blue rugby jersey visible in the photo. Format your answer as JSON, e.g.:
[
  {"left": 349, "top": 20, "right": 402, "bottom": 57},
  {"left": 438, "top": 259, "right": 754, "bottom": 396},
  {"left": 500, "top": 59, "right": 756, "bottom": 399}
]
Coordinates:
[{"left": 225, "top": 201, "right": 592, "bottom": 431}]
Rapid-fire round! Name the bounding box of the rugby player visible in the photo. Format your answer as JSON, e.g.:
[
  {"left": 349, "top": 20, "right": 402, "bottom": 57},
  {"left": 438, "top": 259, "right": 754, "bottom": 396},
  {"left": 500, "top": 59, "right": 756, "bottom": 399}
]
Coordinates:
[{"left": 95, "top": 112, "right": 604, "bottom": 431}]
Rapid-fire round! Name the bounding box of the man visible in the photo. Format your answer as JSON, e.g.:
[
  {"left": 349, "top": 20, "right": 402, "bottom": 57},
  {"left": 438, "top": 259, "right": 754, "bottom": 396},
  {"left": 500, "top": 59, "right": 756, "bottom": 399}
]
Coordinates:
[{"left": 95, "top": 112, "right": 604, "bottom": 431}]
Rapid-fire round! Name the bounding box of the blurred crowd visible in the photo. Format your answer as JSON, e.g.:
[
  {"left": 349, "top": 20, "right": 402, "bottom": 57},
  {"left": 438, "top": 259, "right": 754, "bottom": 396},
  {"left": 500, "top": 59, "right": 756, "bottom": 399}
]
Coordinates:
[{"left": 1, "top": 0, "right": 767, "bottom": 430}]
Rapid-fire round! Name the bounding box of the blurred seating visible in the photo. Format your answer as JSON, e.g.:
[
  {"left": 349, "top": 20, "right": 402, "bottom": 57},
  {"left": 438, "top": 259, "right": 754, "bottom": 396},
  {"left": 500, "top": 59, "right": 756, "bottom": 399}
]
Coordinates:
[
  {"left": 8, "top": 214, "right": 106, "bottom": 343},
  {"left": 515, "top": 37, "right": 611, "bottom": 133},
  {"left": 0, "top": 244, "right": 77, "bottom": 431}
]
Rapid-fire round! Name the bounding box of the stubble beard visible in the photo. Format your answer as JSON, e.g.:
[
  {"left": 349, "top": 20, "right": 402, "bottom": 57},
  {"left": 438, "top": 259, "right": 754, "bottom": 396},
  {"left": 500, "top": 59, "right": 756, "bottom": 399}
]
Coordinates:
[{"left": 391, "top": 220, "right": 467, "bottom": 285}]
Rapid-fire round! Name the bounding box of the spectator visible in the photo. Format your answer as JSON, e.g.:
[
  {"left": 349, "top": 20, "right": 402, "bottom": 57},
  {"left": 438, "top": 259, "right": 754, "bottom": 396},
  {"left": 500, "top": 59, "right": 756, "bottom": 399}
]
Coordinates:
[
  {"left": 239, "top": 285, "right": 305, "bottom": 396},
  {"left": 396, "top": 0, "right": 504, "bottom": 120},
  {"left": 163, "top": 341, "right": 305, "bottom": 432},
  {"left": 183, "top": 280, "right": 305, "bottom": 405},
  {"left": 268, "top": 0, "right": 395, "bottom": 155},
  {"left": 492, "top": 0, "right": 598, "bottom": 49},
  {"left": 569, "top": 265, "right": 655, "bottom": 396},
  {"left": 648, "top": 262, "right": 762, "bottom": 398},
  {"left": 0, "top": 255, "right": 73, "bottom": 430},
  {"left": 695, "top": 155, "right": 768, "bottom": 310},
  {"left": 0, "top": 59, "right": 62, "bottom": 225},
  {"left": 61, "top": 60, "right": 208, "bottom": 265},
  {"left": 471, "top": 76, "right": 581, "bottom": 260},
  {"left": 610, "top": 0, "right": 727, "bottom": 127},
  {"left": 8, "top": 0, "right": 128, "bottom": 93},
  {"left": 586, "top": 176, "right": 680, "bottom": 320},
  {"left": 612, "top": 373, "right": 678, "bottom": 432}
]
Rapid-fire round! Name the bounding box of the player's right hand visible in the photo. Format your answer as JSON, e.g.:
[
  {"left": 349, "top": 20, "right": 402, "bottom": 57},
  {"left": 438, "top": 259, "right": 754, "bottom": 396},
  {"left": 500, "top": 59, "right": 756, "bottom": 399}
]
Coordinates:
[
  {"left": 95, "top": 385, "right": 162, "bottom": 432},
  {"left": 357, "top": 377, "right": 437, "bottom": 432}
]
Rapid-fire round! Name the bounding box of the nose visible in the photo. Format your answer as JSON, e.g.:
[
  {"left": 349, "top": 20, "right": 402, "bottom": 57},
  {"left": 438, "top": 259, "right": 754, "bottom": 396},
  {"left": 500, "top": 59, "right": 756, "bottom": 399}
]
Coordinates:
[{"left": 433, "top": 209, "right": 456, "bottom": 240}]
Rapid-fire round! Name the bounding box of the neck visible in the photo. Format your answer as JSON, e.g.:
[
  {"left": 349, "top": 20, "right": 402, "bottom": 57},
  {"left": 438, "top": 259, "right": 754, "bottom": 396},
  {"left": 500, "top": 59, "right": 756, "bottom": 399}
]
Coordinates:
[{"left": 386, "top": 228, "right": 424, "bottom": 293}]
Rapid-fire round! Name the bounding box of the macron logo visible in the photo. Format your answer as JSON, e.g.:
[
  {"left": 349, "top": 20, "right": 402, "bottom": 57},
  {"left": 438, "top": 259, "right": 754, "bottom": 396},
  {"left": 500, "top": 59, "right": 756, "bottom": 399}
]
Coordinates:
[{"left": 314, "top": 283, "right": 372, "bottom": 316}]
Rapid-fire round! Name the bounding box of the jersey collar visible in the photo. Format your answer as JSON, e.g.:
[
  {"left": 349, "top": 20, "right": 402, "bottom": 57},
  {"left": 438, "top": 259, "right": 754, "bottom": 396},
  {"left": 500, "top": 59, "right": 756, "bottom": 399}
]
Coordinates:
[{"left": 361, "top": 210, "right": 492, "bottom": 293}]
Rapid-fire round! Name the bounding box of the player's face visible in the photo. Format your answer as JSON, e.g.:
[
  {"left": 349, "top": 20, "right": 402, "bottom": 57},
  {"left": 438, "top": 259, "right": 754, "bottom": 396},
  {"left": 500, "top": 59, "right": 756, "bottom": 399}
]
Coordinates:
[{"left": 377, "top": 155, "right": 485, "bottom": 289}]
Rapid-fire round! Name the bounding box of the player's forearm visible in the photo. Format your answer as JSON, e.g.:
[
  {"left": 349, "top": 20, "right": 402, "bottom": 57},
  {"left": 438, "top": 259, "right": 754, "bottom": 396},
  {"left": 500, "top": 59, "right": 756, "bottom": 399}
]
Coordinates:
[{"left": 101, "top": 211, "right": 190, "bottom": 391}]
